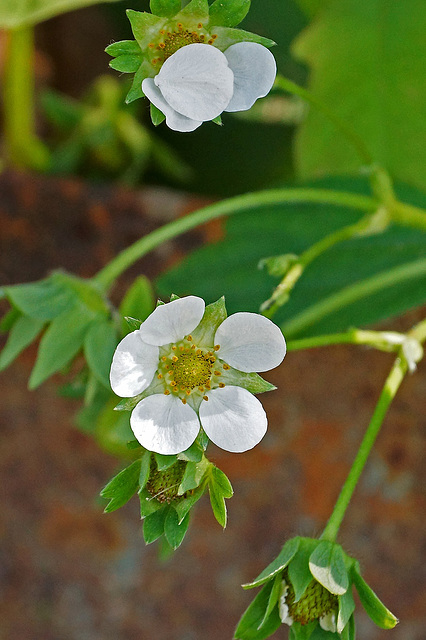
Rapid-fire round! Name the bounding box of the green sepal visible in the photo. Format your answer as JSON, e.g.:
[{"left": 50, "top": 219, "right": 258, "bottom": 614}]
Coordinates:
[
  {"left": 208, "top": 466, "right": 233, "bottom": 528},
  {"left": 155, "top": 453, "right": 178, "bottom": 470},
  {"left": 105, "top": 40, "right": 142, "bottom": 57},
  {"left": 100, "top": 459, "right": 142, "bottom": 513},
  {"left": 139, "top": 450, "right": 152, "bottom": 490},
  {"left": 212, "top": 115, "right": 223, "bottom": 125},
  {"left": 126, "top": 64, "right": 148, "bottom": 103},
  {"left": 337, "top": 586, "right": 355, "bottom": 634},
  {"left": 114, "top": 393, "right": 144, "bottom": 411},
  {"left": 28, "top": 304, "right": 95, "bottom": 389},
  {"left": 304, "top": 624, "right": 335, "bottom": 639},
  {"left": 178, "top": 0, "right": 209, "bottom": 21},
  {"left": 150, "top": 0, "right": 181, "bottom": 17},
  {"left": 191, "top": 296, "right": 227, "bottom": 345},
  {"left": 243, "top": 537, "right": 300, "bottom": 589},
  {"left": 351, "top": 563, "right": 398, "bottom": 629},
  {"left": 214, "top": 27, "right": 276, "bottom": 52},
  {"left": 0, "top": 315, "right": 44, "bottom": 371},
  {"left": 174, "top": 484, "right": 204, "bottom": 524},
  {"left": 84, "top": 319, "right": 117, "bottom": 388},
  {"left": 109, "top": 54, "right": 143, "bottom": 74},
  {"left": 178, "top": 439, "right": 204, "bottom": 462},
  {"left": 221, "top": 367, "right": 276, "bottom": 394},
  {"left": 127, "top": 440, "right": 143, "bottom": 450},
  {"left": 289, "top": 621, "right": 317, "bottom": 640},
  {"left": 0, "top": 307, "right": 20, "bottom": 332},
  {"left": 139, "top": 486, "right": 163, "bottom": 516},
  {"left": 257, "top": 574, "right": 281, "bottom": 630},
  {"left": 342, "top": 614, "right": 355, "bottom": 640},
  {"left": 143, "top": 504, "right": 169, "bottom": 543},
  {"left": 126, "top": 10, "right": 166, "bottom": 51},
  {"left": 120, "top": 275, "right": 155, "bottom": 325},
  {"left": 124, "top": 317, "right": 142, "bottom": 331},
  {"left": 178, "top": 458, "right": 209, "bottom": 494},
  {"left": 150, "top": 103, "right": 166, "bottom": 126},
  {"left": 209, "top": 0, "right": 250, "bottom": 27},
  {"left": 287, "top": 537, "right": 318, "bottom": 602},
  {"left": 309, "top": 541, "right": 349, "bottom": 596},
  {"left": 164, "top": 507, "right": 190, "bottom": 549},
  {"left": 211, "top": 466, "right": 233, "bottom": 498},
  {"left": 234, "top": 580, "right": 282, "bottom": 640}
]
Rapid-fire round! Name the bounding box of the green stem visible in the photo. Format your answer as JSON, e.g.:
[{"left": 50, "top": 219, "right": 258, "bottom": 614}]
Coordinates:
[
  {"left": 281, "top": 257, "right": 426, "bottom": 338},
  {"left": 274, "top": 75, "right": 374, "bottom": 166},
  {"left": 94, "top": 188, "right": 376, "bottom": 291},
  {"left": 390, "top": 200, "right": 426, "bottom": 231},
  {"left": 3, "top": 26, "right": 49, "bottom": 170},
  {"left": 287, "top": 331, "right": 358, "bottom": 351},
  {"left": 321, "top": 318, "right": 426, "bottom": 542}
]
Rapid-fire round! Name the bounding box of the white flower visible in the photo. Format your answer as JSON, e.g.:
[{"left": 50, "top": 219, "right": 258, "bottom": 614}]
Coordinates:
[
  {"left": 279, "top": 581, "right": 293, "bottom": 626},
  {"left": 110, "top": 296, "right": 286, "bottom": 455},
  {"left": 319, "top": 611, "right": 337, "bottom": 633},
  {"left": 141, "top": 42, "right": 277, "bottom": 132}
]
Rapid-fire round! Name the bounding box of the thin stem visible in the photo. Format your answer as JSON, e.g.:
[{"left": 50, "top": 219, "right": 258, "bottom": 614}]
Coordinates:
[
  {"left": 280, "top": 257, "right": 426, "bottom": 338},
  {"left": 287, "top": 331, "right": 358, "bottom": 351},
  {"left": 94, "top": 188, "right": 376, "bottom": 291},
  {"left": 274, "top": 75, "right": 374, "bottom": 166},
  {"left": 3, "top": 26, "right": 49, "bottom": 170},
  {"left": 390, "top": 200, "right": 426, "bottom": 231}
]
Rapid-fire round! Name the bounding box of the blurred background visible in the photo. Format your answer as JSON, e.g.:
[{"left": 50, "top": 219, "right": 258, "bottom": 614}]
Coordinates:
[{"left": 0, "top": 0, "right": 425, "bottom": 639}]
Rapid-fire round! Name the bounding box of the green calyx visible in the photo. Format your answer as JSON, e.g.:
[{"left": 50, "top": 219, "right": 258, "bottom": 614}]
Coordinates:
[
  {"left": 146, "top": 457, "right": 190, "bottom": 503},
  {"left": 105, "top": 0, "right": 275, "bottom": 105},
  {"left": 282, "top": 569, "right": 338, "bottom": 625}
]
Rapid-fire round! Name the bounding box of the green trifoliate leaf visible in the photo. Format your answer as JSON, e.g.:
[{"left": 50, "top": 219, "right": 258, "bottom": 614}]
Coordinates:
[
  {"left": 221, "top": 367, "right": 276, "bottom": 394},
  {"left": 105, "top": 40, "right": 142, "bottom": 57},
  {"left": 100, "top": 459, "right": 142, "bottom": 513},
  {"left": 309, "top": 541, "right": 349, "bottom": 596},
  {"left": 28, "top": 304, "right": 95, "bottom": 389},
  {"left": 0, "top": 315, "right": 45, "bottom": 371},
  {"left": 214, "top": 27, "right": 276, "bottom": 52},
  {"left": 243, "top": 537, "right": 300, "bottom": 589},
  {"left": 178, "top": 459, "right": 209, "bottom": 494},
  {"left": 337, "top": 587, "right": 355, "bottom": 634},
  {"left": 234, "top": 580, "right": 282, "bottom": 640},
  {"left": 288, "top": 537, "right": 318, "bottom": 602},
  {"left": 109, "top": 54, "right": 143, "bottom": 73},
  {"left": 150, "top": 103, "right": 166, "bottom": 126},
  {"left": 164, "top": 507, "right": 190, "bottom": 549},
  {"left": 257, "top": 574, "right": 282, "bottom": 630},
  {"left": 4, "top": 277, "right": 75, "bottom": 321},
  {"left": 191, "top": 296, "right": 227, "bottom": 345},
  {"left": 150, "top": 0, "right": 181, "bottom": 17},
  {"left": 351, "top": 563, "right": 398, "bottom": 629},
  {"left": 84, "top": 319, "right": 118, "bottom": 388},
  {"left": 209, "top": 0, "right": 251, "bottom": 27},
  {"left": 143, "top": 505, "right": 169, "bottom": 543}
]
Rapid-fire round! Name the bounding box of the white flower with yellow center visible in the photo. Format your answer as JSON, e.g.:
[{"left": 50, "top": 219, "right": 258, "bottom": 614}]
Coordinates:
[
  {"left": 110, "top": 296, "right": 286, "bottom": 454},
  {"left": 141, "top": 41, "right": 277, "bottom": 132}
]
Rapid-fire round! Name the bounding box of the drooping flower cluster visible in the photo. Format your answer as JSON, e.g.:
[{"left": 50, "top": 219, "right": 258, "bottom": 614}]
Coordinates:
[
  {"left": 106, "top": 0, "right": 277, "bottom": 131},
  {"left": 110, "top": 296, "right": 286, "bottom": 455}
]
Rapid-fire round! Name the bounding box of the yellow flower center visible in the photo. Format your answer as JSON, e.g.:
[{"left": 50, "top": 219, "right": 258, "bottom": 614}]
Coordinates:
[{"left": 171, "top": 351, "right": 213, "bottom": 388}]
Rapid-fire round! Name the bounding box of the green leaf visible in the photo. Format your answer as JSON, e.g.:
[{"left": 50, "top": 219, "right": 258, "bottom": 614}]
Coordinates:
[
  {"left": 308, "top": 625, "right": 338, "bottom": 640},
  {"left": 101, "top": 459, "right": 142, "bottom": 513},
  {"left": 191, "top": 296, "right": 227, "bottom": 345},
  {"left": 164, "top": 507, "right": 190, "bottom": 549},
  {"left": 0, "top": 307, "right": 20, "bottom": 333},
  {"left": 155, "top": 453, "right": 178, "bottom": 470},
  {"left": 150, "top": 0, "right": 181, "bottom": 17},
  {"left": 109, "top": 54, "right": 143, "bottom": 73},
  {"left": 139, "top": 486, "right": 163, "bottom": 517},
  {"left": 211, "top": 466, "right": 233, "bottom": 498},
  {"left": 243, "top": 537, "right": 300, "bottom": 589},
  {"left": 0, "top": 315, "right": 44, "bottom": 371},
  {"left": 208, "top": 477, "right": 227, "bottom": 528},
  {"left": 209, "top": 0, "right": 251, "bottom": 27},
  {"left": 105, "top": 40, "right": 142, "bottom": 57},
  {"left": 174, "top": 484, "right": 204, "bottom": 524},
  {"left": 157, "top": 178, "right": 426, "bottom": 338},
  {"left": 139, "top": 450, "right": 152, "bottom": 490},
  {"left": 119, "top": 276, "right": 155, "bottom": 326},
  {"left": 150, "top": 103, "right": 166, "bottom": 126},
  {"left": 288, "top": 537, "right": 317, "bottom": 602},
  {"left": 309, "top": 541, "right": 349, "bottom": 596},
  {"left": 4, "top": 277, "right": 75, "bottom": 321},
  {"left": 143, "top": 505, "right": 169, "bottom": 543},
  {"left": 292, "top": 0, "right": 426, "bottom": 191},
  {"left": 0, "top": 0, "right": 122, "bottom": 28},
  {"left": 28, "top": 305, "right": 95, "bottom": 389},
  {"left": 337, "top": 587, "right": 355, "bottom": 634},
  {"left": 289, "top": 621, "right": 317, "bottom": 640},
  {"left": 257, "top": 574, "right": 281, "bottom": 630},
  {"left": 84, "top": 319, "right": 118, "bottom": 388},
  {"left": 234, "top": 581, "right": 282, "bottom": 640},
  {"left": 352, "top": 564, "right": 398, "bottom": 629},
  {"left": 178, "top": 459, "right": 209, "bottom": 494}
]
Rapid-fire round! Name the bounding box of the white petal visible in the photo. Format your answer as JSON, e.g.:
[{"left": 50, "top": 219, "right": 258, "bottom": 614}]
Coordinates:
[
  {"left": 142, "top": 77, "right": 202, "bottom": 132},
  {"left": 279, "top": 581, "right": 293, "bottom": 626},
  {"left": 154, "top": 43, "right": 234, "bottom": 121},
  {"left": 139, "top": 296, "right": 205, "bottom": 346},
  {"left": 200, "top": 386, "right": 267, "bottom": 452},
  {"left": 215, "top": 312, "right": 286, "bottom": 373},
  {"left": 224, "top": 42, "right": 276, "bottom": 112},
  {"left": 131, "top": 394, "right": 200, "bottom": 454},
  {"left": 319, "top": 612, "right": 337, "bottom": 633},
  {"left": 109, "top": 331, "right": 159, "bottom": 397}
]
